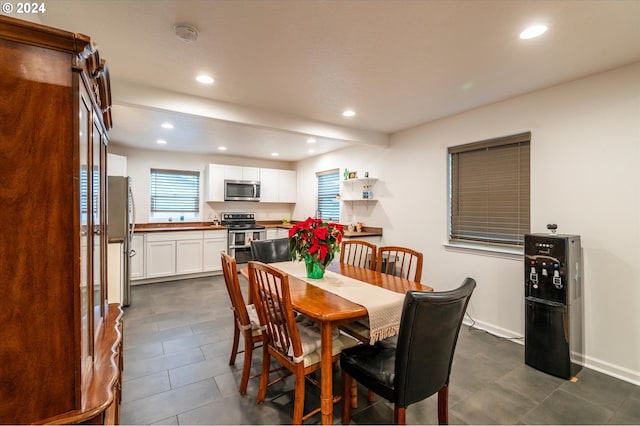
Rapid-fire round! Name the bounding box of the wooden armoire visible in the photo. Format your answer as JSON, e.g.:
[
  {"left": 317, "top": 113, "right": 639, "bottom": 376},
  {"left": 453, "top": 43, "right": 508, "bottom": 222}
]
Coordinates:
[{"left": 0, "top": 15, "right": 122, "bottom": 424}]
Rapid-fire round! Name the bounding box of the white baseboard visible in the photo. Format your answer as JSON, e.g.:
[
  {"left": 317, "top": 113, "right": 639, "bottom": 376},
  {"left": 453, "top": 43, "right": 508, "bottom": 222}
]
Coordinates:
[
  {"left": 462, "top": 318, "right": 640, "bottom": 386},
  {"left": 462, "top": 318, "right": 523, "bottom": 343},
  {"left": 581, "top": 355, "right": 640, "bottom": 386}
]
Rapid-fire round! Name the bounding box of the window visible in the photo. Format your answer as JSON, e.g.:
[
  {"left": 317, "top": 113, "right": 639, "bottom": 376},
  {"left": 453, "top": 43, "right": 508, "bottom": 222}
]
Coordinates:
[
  {"left": 449, "top": 132, "right": 530, "bottom": 250},
  {"left": 316, "top": 169, "right": 340, "bottom": 221},
  {"left": 150, "top": 169, "right": 200, "bottom": 221}
]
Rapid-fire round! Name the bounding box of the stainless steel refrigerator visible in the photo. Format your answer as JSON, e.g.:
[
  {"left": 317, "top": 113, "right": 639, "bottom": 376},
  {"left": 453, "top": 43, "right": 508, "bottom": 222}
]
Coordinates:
[{"left": 107, "top": 176, "right": 135, "bottom": 306}]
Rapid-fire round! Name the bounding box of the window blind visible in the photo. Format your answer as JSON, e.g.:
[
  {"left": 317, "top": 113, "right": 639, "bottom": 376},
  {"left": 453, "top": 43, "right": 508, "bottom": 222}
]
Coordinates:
[
  {"left": 449, "top": 132, "right": 530, "bottom": 248},
  {"left": 317, "top": 170, "right": 340, "bottom": 221},
  {"left": 150, "top": 169, "right": 200, "bottom": 213}
]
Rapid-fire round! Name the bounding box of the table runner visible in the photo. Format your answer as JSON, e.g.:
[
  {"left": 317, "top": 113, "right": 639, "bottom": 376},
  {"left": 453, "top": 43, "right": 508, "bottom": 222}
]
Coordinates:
[{"left": 271, "top": 261, "right": 406, "bottom": 344}]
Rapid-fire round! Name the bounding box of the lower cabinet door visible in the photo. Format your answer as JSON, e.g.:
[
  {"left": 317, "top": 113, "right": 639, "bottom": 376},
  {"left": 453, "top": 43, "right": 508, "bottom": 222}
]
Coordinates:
[
  {"left": 146, "top": 241, "right": 176, "bottom": 278},
  {"left": 203, "top": 237, "right": 227, "bottom": 272},
  {"left": 130, "top": 234, "right": 145, "bottom": 279},
  {"left": 176, "top": 239, "right": 204, "bottom": 275}
]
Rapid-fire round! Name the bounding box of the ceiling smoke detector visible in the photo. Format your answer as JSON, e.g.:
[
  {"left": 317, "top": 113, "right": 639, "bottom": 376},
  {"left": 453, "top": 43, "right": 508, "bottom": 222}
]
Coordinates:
[{"left": 174, "top": 24, "right": 199, "bottom": 43}]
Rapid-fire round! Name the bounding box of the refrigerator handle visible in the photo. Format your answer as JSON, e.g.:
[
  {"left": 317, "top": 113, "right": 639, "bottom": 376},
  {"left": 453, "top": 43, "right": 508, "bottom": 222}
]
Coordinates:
[{"left": 129, "top": 185, "right": 136, "bottom": 236}]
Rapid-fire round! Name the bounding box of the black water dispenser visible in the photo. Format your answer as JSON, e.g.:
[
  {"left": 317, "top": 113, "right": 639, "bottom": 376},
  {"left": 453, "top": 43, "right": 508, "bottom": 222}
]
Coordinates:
[{"left": 524, "top": 232, "right": 583, "bottom": 379}]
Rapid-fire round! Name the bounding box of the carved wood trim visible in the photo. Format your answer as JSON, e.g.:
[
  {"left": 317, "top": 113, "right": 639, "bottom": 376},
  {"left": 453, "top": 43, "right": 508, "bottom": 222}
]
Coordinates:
[
  {"left": 39, "top": 304, "right": 123, "bottom": 425},
  {"left": 0, "top": 15, "right": 89, "bottom": 53}
]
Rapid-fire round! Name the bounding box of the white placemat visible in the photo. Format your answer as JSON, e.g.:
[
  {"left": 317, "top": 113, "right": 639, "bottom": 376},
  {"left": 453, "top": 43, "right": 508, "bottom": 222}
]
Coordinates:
[{"left": 271, "top": 261, "right": 406, "bottom": 344}]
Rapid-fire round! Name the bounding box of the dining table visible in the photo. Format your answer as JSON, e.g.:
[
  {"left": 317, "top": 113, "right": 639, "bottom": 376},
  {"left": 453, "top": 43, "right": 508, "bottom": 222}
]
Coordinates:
[{"left": 240, "top": 260, "right": 433, "bottom": 425}]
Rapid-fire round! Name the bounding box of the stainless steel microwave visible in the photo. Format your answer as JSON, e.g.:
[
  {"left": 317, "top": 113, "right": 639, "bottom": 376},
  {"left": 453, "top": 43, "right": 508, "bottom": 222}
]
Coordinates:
[{"left": 224, "top": 179, "right": 261, "bottom": 201}]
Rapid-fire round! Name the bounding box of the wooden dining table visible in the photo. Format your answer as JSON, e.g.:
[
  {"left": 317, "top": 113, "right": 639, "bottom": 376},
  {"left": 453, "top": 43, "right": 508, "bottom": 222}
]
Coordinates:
[{"left": 240, "top": 260, "right": 433, "bottom": 424}]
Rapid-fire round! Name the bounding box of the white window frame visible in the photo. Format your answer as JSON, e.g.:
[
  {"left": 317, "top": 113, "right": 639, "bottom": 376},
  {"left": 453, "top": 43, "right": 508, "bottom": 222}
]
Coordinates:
[{"left": 150, "top": 168, "right": 201, "bottom": 222}]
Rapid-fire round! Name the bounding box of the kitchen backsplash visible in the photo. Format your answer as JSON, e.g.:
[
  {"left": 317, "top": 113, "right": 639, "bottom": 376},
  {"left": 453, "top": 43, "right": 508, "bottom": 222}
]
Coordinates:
[{"left": 204, "top": 201, "right": 294, "bottom": 223}]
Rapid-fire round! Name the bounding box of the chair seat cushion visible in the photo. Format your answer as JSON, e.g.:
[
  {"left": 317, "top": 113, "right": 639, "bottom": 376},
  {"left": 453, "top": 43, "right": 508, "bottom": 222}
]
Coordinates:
[
  {"left": 246, "top": 304, "right": 263, "bottom": 336},
  {"left": 340, "top": 343, "right": 397, "bottom": 402},
  {"left": 301, "top": 334, "right": 358, "bottom": 367},
  {"left": 288, "top": 315, "right": 357, "bottom": 366}
]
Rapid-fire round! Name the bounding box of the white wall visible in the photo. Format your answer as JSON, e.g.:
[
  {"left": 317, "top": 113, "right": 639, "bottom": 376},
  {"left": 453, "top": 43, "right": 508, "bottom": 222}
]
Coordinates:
[
  {"left": 107, "top": 146, "right": 297, "bottom": 223},
  {"left": 294, "top": 62, "right": 640, "bottom": 385}
]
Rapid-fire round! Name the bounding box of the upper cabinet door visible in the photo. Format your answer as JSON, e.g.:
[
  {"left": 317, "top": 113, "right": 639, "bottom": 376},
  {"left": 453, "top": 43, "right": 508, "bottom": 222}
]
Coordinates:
[
  {"left": 224, "top": 165, "right": 259, "bottom": 181},
  {"left": 242, "top": 167, "right": 260, "bottom": 181},
  {"left": 204, "top": 164, "right": 225, "bottom": 202},
  {"left": 278, "top": 170, "right": 297, "bottom": 203},
  {"left": 259, "top": 168, "right": 279, "bottom": 202},
  {"left": 224, "top": 165, "right": 243, "bottom": 180}
]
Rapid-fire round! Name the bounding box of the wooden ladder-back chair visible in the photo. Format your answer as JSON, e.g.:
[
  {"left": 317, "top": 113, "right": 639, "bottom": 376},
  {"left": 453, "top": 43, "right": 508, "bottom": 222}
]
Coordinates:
[
  {"left": 220, "top": 252, "right": 264, "bottom": 395},
  {"left": 340, "top": 240, "right": 377, "bottom": 270},
  {"left": 377, "top": 246, "right": 424, "bottom": 283},
  {"left": 339, "top": 240, "right": 378, "bottom": 343},
  {"left": 248, "top": 261, "right": 357, "bottom": 424}
]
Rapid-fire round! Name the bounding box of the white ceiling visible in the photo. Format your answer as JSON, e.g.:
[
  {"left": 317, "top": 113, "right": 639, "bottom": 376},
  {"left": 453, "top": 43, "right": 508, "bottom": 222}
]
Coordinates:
[{"left": 38, "top": 0, "right": 640, "bottom": 161}]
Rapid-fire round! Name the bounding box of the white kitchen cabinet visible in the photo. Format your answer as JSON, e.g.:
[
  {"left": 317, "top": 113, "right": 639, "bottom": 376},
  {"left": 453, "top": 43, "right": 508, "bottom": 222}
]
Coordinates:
[
  {"left": 205, "top": 164, "right": 262, "bottom": 202},
  {"left": 176, "top": 239, "right": 204, "bottom": 275},
  {"left": 146, "top": 240, "right": 176, "bottom": 278},
  {"left": 279, "top": 170, "right": 297, "bottom": 202},
  {"left": 130, "top": 234, "right": 145, "bottom": 279},
  {"left": 141, "top": 230, "right": 224, "bottom": 281},
  {"left": 204, "top": 164, "right": 225, "bottom": 202},
  {"left": 260, "top": 168, "right": 279, "bottom": 202},
  {"left": 203, "top": 230, "right": 228, "bottom": 272},
  {"left": 224, "top": 165, "right": 260, "bottom": 181},
  {"left": 259, "top": 168, "right": 297, "bottom": 203}
]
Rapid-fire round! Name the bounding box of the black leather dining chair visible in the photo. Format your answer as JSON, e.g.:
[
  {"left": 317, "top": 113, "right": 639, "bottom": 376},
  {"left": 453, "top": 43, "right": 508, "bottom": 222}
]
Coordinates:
[
  {"left": 340, "top": 277, "right": 476, "bottom": 425},
  {"left": 250, "top": 238, "right": 291, "bottom": 263}
]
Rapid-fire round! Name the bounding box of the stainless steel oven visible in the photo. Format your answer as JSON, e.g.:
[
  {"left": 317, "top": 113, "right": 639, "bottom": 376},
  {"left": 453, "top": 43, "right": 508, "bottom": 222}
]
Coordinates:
[{"left": 222, "top": 213, "right": 267, "bottom": 265}]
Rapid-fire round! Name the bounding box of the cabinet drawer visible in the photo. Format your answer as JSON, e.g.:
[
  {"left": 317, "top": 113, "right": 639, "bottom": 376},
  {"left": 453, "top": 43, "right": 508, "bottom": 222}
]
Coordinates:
[
  {"left": 146, "top": 231, "right": 203, "bottom": 242},
  {"left": 203, "top": 230, "right": 227, "bottom": 240}
]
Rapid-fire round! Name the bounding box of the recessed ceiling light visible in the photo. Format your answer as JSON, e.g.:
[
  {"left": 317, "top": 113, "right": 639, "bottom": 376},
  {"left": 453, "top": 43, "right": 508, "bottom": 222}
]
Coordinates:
[
  {"left": 307, "top": 138, "right": 316, "bottom": 144},
  {"left": 218, "top": 146, "right": 227, "bottom": 151},
  {"left": 271, "top": 152, "right": 279, "bottom": 157},
  {"left": 161, "top": 122, "right": 174, "bottom": 129},
  {"left": 308, "top": 149, "right": 315, "bottom": 153},
  {"left": 156, "top": 139, "right": 167, "bottom": 145},
  {"left": 342, "top": 109, "right": 356, "bottom": 118},
  {"left": 196, "top": 75, "right": 214, "bottom": 84},
  {"left": 520, "top": 24, "right": 548, "bottom": 40}
]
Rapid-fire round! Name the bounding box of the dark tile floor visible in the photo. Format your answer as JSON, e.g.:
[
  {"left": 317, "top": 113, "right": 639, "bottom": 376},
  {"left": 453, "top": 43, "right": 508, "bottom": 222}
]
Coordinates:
[{"left": 120, "top": 276, "right": 640, "bottom": 425}]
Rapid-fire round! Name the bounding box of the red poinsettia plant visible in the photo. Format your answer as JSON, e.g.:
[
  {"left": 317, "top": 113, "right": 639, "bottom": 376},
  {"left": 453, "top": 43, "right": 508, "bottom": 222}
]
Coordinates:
[{"left": 288, "top": 217, "right": 343, "bottom": 267}]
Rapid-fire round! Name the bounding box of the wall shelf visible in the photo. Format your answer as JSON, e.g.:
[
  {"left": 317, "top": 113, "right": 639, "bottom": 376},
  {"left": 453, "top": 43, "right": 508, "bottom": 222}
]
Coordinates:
[
  {"left": 341, "top": 177, "right": 378, "bottom": 185},
  {"left": 340, "top": 178, "right": 379, "bottom": 210}
]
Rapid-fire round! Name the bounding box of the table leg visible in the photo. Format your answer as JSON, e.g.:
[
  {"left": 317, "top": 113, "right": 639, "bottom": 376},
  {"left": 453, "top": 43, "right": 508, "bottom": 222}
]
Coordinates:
[{"left": 320, "top": 322, "right": 334, "bottom": 425}]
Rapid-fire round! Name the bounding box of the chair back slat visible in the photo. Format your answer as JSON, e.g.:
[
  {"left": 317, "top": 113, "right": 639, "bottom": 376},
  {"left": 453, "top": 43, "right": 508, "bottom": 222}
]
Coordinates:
[
  {"left": 221, "top": 252, "right": 251, "bottom": 327},
  {"left": 377, "top": 246, "right": 423, "bottom": 282},
  {"left": 340, "top": 240, "right": 377, "bottom": 269},
  {"left": 394, "top": 278, "right": 476, "bottom": 406},
  {"left": 249, "top": 261, "right": 302, "bottom": 360}
]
